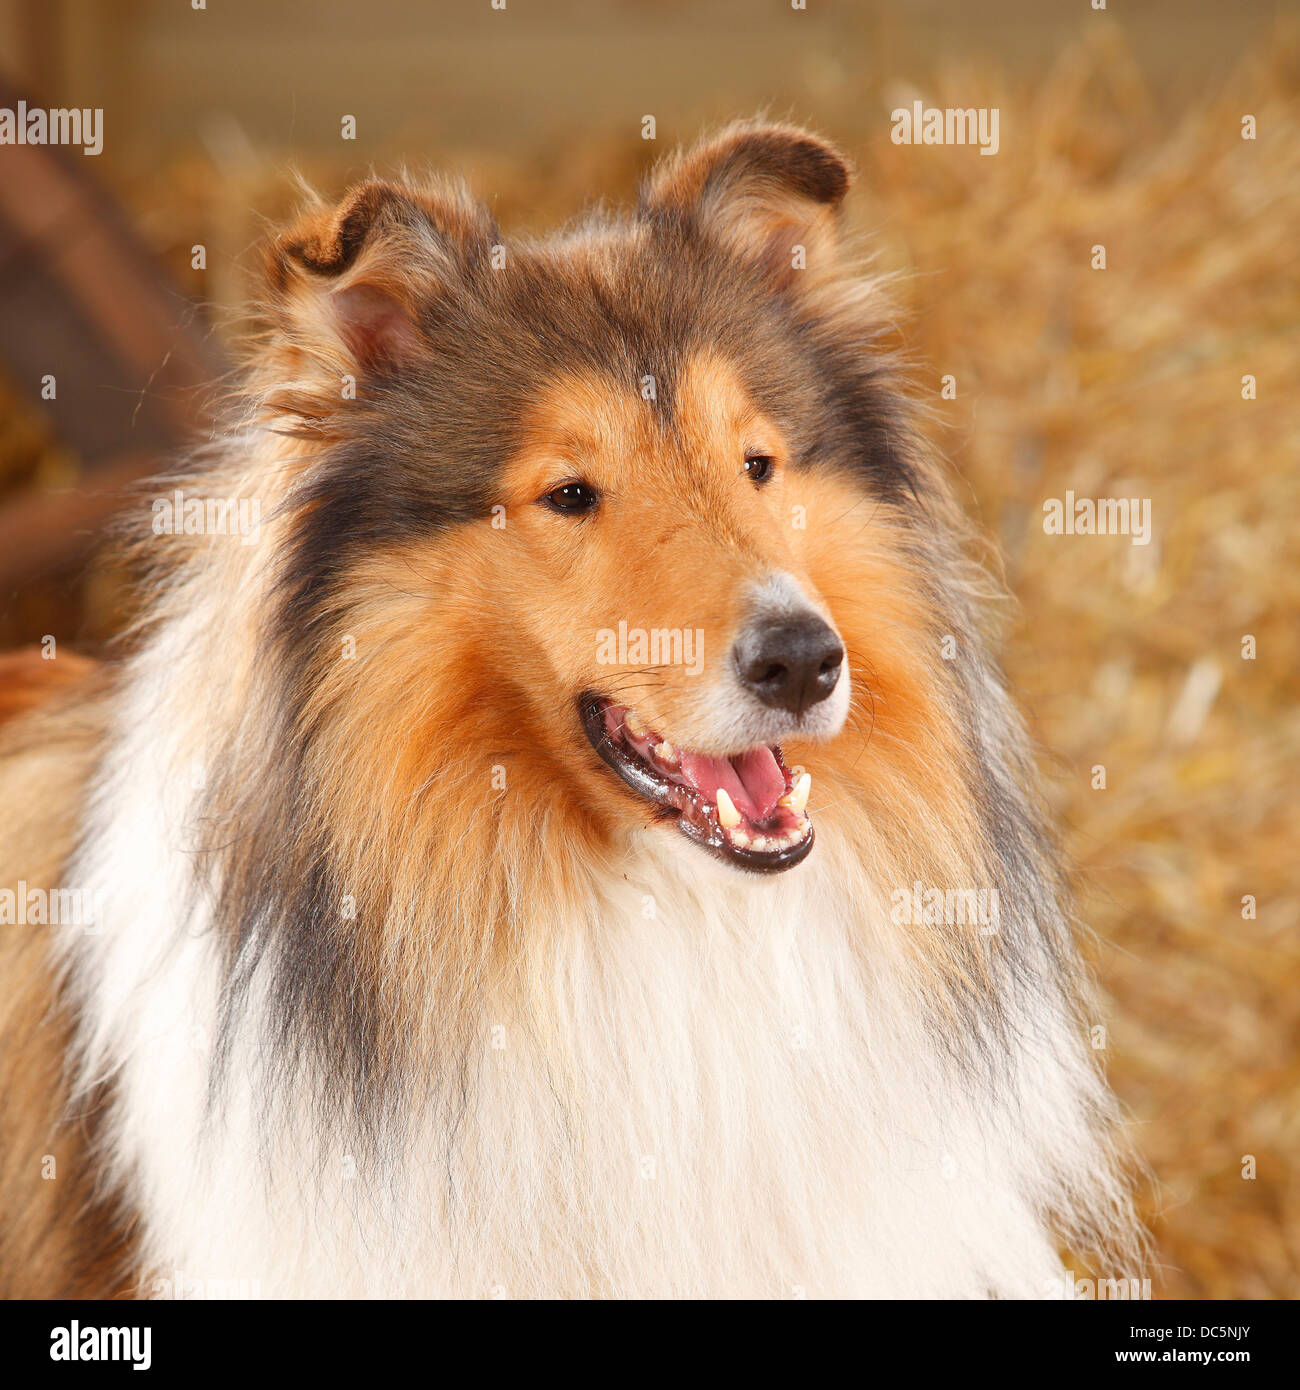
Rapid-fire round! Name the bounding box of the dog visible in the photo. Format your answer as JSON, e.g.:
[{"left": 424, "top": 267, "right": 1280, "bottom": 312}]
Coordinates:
[{"left": 0, "top": 121, "right": 1140, "bottom": 1298}]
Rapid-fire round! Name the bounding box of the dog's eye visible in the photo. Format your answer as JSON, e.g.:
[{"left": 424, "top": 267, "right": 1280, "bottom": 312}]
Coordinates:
[
  {"left": 544, "top": 481, "right": 600, "bottom": 515},
  {"left": 744, "top": 454, "right": 775, "bottom": 485}
]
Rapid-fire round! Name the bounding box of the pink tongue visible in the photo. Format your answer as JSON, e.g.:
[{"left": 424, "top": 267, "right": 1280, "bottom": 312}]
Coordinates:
[{"left": 679, "top": 746, "right": 786, "bottom": 822}]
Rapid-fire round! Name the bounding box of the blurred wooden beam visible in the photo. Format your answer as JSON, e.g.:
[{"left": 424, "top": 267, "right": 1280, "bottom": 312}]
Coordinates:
[
  {"left": 0, "top": 64, "right": 222, "bottom": 611},
  {"left": 0, "top": 73, "right": 223, "bottom": 473},
  {"left": 0, "top": 451, "right": 154, "bottom": 590}
]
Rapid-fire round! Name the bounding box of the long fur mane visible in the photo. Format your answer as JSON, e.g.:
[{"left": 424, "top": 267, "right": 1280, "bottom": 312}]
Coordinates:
[{"left": 25, "top": 122, "right": 1144, "bottom": 1297}]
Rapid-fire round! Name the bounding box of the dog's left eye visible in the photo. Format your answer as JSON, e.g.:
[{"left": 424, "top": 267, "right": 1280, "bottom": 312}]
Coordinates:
[
  {"left": 744, "top": 454, "right": 775, "bottom": 485},
  {"left": 544, "top": 481, "right": 601, "bottom": 515}
]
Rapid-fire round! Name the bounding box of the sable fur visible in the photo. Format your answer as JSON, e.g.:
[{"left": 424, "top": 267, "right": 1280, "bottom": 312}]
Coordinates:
[
  {"left": 0, "top": 121, "right": 1142, "bottom": 1297},
  {"left": 0, "top": 652, "right": 137, "bottom": 1296}
]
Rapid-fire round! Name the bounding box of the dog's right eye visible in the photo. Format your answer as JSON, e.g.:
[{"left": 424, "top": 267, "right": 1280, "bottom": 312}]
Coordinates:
[{"left": 543, "top": 481, "right": 601, "bottom": 515}]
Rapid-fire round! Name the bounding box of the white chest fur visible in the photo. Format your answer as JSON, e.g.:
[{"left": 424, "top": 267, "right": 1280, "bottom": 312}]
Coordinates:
[{"left": 59, "top": 635, "right": 1099, "bottom": 1298}]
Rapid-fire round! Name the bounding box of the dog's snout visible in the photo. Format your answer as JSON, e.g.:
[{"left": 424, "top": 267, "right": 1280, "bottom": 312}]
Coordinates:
[{"left": 733, "top": 614, "right": 844, "bottom": 716}]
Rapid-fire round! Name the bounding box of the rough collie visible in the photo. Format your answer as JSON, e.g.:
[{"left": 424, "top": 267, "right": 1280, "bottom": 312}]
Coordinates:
[{"left": 0, "top": 121, "right": 1140, "bottom": 1299}]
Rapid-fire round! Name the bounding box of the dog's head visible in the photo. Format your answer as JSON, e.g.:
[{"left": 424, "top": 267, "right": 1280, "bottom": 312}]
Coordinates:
[{"left": 257, "top": 122, "right": 950, "bottom": 876}]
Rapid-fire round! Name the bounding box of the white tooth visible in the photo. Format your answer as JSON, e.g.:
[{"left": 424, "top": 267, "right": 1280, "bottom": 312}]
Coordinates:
[
  {"left": 751, "top": 835, "right": 770, "bottom": 852},
  {"left": 655, "top": 741, "right": 678, "bottom": 765},
  {"left": 624, "top": 712, "right": 647, "bottom": 738},
  {"left": 788, "top": 772, "right": 811, "bottom": 816},
  {"left": 715, "top": 788, "right": 741, "bottom": 829},
  {"left": 731, "top": 829, "right": 751, "bottom": 848}
]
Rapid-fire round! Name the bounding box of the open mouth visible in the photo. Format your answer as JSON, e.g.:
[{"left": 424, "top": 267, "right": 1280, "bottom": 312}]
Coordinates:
[{"left": 579, "top": 693, "right": 814, "bottom": 873}]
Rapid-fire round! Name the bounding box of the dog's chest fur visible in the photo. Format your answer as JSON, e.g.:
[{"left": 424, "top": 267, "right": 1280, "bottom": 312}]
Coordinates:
[{"left": 61, "top": 655, "right": 1080, "bottom": 1298}]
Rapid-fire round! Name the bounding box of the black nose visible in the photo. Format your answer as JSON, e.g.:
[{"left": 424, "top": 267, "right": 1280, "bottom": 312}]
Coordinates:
[{"left": 733, "top": 614, "right": 844, "bottom": 716}]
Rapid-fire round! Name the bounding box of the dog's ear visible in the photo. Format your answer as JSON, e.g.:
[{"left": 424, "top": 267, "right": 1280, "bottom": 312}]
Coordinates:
[
  {"left": 266, "top": 178, "right": 495, "bottom": 377},
  {"left": 639, "top": 121, "right": 852, "bottom": 291}
]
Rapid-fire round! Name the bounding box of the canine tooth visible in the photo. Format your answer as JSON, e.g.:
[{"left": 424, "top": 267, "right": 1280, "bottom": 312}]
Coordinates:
[
  {"left": 715, "top": 788, "right": 741, "bottom": 829},
  {"left": 786, "top": 772, "right": 811, "bottom": 815}
]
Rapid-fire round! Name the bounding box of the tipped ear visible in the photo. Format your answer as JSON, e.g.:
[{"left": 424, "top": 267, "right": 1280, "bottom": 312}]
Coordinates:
[
  {"left": 266, "top": 178, "right": 495, "bottom": 376},
  {"left": 639, "top": 121, "right": 852, "bottom": 290}
]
